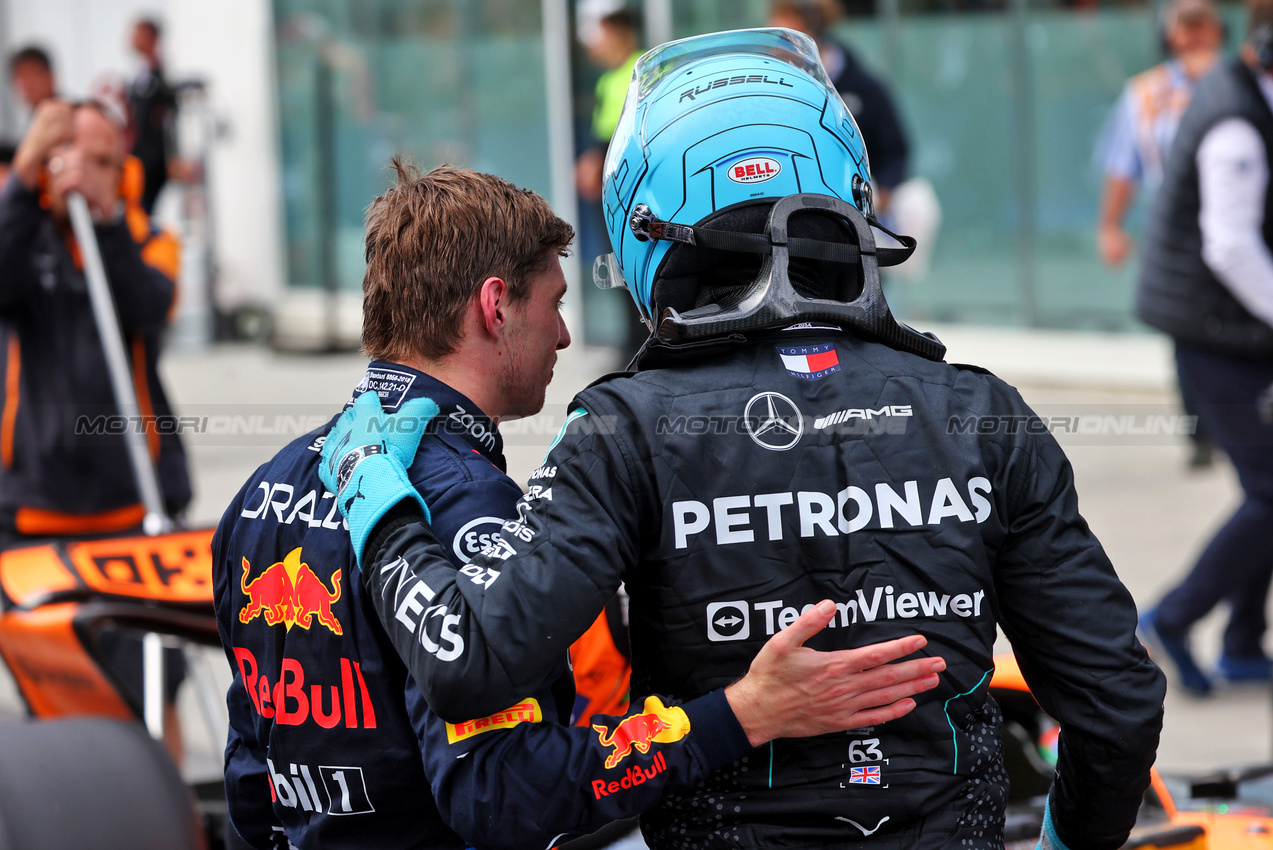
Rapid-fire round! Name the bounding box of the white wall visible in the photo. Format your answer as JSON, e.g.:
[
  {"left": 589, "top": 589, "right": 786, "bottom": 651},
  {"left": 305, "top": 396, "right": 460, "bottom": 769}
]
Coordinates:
[
  {"left": 4, "top": 0, "right": 285, "bottom": 314},
  {"left": 165, "top": 0, "right": 285, "bottom": 312},
  {"left": 8, "top": 0, "right": 146, "bottom": 102}
]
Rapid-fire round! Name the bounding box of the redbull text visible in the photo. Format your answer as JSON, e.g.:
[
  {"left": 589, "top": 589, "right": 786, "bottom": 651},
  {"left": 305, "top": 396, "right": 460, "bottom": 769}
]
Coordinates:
[
  {"left": 233, "top": 647, "right": 377, "bottom": 729},
  {"left": 593, "top": 697, "right": 691, "bottom": 770},
  {"left": 240, "top": 548, "right": 343, "bottom": 635},
  {"left": 591, "top": 752, "right": 669, "bottom": 799}
]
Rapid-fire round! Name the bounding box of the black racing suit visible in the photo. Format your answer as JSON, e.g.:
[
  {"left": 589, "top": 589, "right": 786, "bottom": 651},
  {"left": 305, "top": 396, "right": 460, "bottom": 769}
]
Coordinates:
[{"left": 360, "top": 330, "right": 1166, "bottom": 849}]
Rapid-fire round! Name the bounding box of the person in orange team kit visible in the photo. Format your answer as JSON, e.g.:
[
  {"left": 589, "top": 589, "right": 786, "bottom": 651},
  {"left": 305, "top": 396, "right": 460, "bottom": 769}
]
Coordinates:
[
  {"left": 0, "top": 98, "right": 191, "bottom": 757},
  {"left": 0, "top": 98, "right": 190, "bottom": 545}
]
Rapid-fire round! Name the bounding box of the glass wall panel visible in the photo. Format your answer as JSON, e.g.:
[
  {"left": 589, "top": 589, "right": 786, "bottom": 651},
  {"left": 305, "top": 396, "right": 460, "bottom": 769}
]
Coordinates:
[
  {"left": 869, "top": 13, "right": 1024, "bottom": 324},
  {"left": 272, "top": 0, "right": 550, "bottom": 293}
]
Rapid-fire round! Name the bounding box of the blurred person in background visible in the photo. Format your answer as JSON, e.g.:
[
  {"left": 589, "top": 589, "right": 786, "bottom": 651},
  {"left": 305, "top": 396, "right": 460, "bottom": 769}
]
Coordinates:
[
  {"left": 1137, "top": 0, "right": 1273, "bottom": 696},
  {"left": 0, "top": 99, "right": 190, "bottom": 541},
  {"left": 576, "top": 3, "right": 649, "bottom": 358},
  {"left": 212, "top": 160, "right": 941, "bottom": 849},
  {"left": 569, "top": 587, "right": 638, "bottom": 848},
  {"left": 8, "top": 46, "right": 56, "bottom": 114},
  {"left": 1098, "top": 0, "right": 1224, "bottom": 268},
  {"left": 572, "top": 590, "right": 632, "bottom": 723},
  {"left": 127, "top": 17, "right": 177, "bottom": 214},
  {"left": 7, "top": 47, "right": 57, "bottom": 150},
  {"left": 769, "top": 0, "right": 910, "bottom": 213},
  {"left": 575, "top": 5, "right": 641, "bottom": 205},
  {"left": 0, "top": 98, "right": 190, "bottom": 755},
  {"left": 1098, "top": 0, "right": 1224, "bottom": 469}
]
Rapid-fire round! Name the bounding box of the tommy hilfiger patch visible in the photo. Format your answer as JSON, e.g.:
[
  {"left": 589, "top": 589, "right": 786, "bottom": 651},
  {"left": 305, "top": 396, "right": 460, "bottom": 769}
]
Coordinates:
[{"left": 777, "top": 343, "right": 841, "bottom": 381}]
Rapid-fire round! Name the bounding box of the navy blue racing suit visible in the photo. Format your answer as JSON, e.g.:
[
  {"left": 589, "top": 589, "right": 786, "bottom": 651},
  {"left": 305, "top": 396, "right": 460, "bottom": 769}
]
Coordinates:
[{"left": 212, "top": 362, "right": 752, "bottom": 849}]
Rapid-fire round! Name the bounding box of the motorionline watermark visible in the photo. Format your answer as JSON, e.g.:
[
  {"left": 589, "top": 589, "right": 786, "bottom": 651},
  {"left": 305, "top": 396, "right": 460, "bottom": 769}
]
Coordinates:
[
  {"left": 947, "top": 413, "right": 1198, "bottom": 440},
  {"left": 69, "top": 408, "right": 625, "bottom": 447},
  {"left": 652, "top": 413, "right": 909, "bottom": 436},
  {"left": 75, "top": 413, "right": 333, "bottom": 439},
  {"left": 69, "top": 404, "right": 1214, "bottom": 448},
  {"left": 646, "top": 411, "right": 1201, "bottom": 442}
]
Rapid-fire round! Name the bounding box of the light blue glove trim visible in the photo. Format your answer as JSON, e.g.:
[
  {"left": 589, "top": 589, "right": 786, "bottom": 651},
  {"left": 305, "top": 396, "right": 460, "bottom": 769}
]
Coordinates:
[
  {"left": 380, "top": 396, "right": 440, "bottom": 466},
  {"left": 335, "top": 453, "right": 428, "bottom": 570},
  {"left": 318, "top": 392, "right": 439, "bottom": 568},
  {"left": 1037, "top": 799, "right": 1071, "bottom": 850}
]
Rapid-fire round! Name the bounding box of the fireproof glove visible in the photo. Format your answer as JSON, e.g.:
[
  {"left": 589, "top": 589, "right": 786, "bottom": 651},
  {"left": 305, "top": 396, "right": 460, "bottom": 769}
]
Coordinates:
[
  {"left": 318, "top": 391, "right": 439, "bottom": 569},
  {"left": 1036, "top": 799, "right": 1072, "bottom": 850}
]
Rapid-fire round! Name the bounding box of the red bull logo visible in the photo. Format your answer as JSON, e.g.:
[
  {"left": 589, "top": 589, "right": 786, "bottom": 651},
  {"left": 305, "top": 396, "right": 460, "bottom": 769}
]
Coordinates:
[
  {"left": 592, "top": 696, "right": 691, "bottom": 770},
  {"left": 592, "top": 753, "right": 669, "bottom": 799},
  {"left": 239, "top": 547, "right": 342, "bottom": 635},
  {"left": 233, "top": 647, "right": 377, "bottom": 729}
]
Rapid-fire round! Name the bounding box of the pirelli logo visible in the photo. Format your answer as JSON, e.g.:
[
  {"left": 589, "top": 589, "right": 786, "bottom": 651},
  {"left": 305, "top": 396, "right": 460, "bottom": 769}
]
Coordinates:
[{"left": 446, "top": 698, "right": 542, "bottom": 744}]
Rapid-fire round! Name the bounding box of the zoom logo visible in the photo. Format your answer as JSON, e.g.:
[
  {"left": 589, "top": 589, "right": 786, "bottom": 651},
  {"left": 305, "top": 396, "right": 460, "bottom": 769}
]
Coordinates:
[{"left": 706, "top": 601, "right": 750, "bottom": 642}]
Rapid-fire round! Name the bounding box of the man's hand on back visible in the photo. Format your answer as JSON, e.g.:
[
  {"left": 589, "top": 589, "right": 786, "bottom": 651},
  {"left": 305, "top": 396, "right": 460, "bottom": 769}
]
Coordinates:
[{"left": 724, "top": 600, "right": 944, "bottom": 747}]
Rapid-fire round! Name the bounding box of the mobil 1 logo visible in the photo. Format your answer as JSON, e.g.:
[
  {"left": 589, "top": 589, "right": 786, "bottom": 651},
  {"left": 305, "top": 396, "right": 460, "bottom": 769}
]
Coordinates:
[
  {"left": 706, "top": 601, "right": 750, "bottom": 641},
  {"left": 267, "top": 759, "right": 375, "bottom": 816}
]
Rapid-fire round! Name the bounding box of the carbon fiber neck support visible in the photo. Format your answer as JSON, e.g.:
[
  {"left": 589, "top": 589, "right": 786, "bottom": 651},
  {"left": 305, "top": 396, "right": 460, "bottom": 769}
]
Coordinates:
[{"left": 651, "top": 194, "right": 946, "bottom": 361}]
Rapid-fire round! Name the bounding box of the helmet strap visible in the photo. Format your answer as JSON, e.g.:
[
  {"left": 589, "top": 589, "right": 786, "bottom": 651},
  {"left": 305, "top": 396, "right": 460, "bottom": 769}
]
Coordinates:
[{"left": 629, "top": 202, "right": 918, "bottom": 268}]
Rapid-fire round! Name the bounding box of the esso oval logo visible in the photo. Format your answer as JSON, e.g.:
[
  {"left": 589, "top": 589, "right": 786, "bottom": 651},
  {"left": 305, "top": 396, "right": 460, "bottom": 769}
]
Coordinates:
[
  {"left": 452, "top": 516, "right": 505, "bottom": 563},
  {"left": 728, "top": 156, "right": 782, "bottom": 184}
]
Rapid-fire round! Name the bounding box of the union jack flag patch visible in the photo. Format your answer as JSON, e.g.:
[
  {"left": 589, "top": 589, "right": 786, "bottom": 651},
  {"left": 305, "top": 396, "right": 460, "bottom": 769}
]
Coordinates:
[{"left": 849, "top": 766, "right": 881, "bottom": 785}]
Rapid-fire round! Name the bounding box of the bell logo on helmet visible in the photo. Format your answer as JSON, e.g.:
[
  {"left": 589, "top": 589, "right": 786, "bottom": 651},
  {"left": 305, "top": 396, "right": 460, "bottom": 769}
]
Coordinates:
[{"left": 728, "top": 156, "right": 782, "bottom": 185}]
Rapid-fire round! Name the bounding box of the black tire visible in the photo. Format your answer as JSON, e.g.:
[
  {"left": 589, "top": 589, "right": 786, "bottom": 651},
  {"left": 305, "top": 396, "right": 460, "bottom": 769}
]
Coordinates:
[{"left": 0, "top": 718, "right": 203, "bottom": 850}]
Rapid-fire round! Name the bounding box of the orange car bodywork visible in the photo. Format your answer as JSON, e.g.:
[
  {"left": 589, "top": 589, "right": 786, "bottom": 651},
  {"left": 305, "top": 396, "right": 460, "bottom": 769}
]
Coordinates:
[
  {"left": 992, "top": 654, "right": 1273, "bottom": 850},
  {"left": 0, "top": 529, "right": 214, "bottom": 719}
]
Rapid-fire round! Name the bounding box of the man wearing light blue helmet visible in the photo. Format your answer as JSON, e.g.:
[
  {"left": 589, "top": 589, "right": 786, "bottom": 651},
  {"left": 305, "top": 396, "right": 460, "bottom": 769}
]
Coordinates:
[{"left": 318, "top": 29, "right": 1164, "bottom": 849}]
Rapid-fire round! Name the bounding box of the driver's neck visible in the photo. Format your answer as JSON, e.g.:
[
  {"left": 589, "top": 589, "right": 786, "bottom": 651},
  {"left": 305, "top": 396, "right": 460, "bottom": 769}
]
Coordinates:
[{"left": 397, "top": 349, "right": 506, "bottom": 425}]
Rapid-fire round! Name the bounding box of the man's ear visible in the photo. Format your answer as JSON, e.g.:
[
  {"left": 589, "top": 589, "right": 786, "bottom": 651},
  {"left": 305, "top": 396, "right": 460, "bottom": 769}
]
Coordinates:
[{"left": 477, "top": 276, "right": 510, "bottom": 341}]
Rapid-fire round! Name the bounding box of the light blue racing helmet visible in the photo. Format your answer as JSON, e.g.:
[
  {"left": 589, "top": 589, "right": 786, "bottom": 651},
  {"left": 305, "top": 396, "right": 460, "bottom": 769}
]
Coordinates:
[{"left": 594, "top": 27, "right": 943, "bottom": 360}]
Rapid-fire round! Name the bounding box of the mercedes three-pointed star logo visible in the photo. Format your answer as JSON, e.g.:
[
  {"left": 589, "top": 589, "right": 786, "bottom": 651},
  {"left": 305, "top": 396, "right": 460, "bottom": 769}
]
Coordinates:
[{"left": 743, "top": 391, "right": 804, "bottom": 451}]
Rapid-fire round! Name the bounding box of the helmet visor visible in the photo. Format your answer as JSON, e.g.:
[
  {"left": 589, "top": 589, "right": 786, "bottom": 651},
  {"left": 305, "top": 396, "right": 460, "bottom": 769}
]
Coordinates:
[
  {"left": 633, "top": 27, "right": 835, "bottom": 101},
  {"left": 606, "top": 27, "right": 851, "bottom": 182}
]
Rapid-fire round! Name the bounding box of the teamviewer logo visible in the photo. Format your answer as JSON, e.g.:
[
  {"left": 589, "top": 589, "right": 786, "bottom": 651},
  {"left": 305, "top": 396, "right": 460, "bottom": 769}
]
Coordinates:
[{"left": 706, "top": 601, "right": 750, "bottom": 642}]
